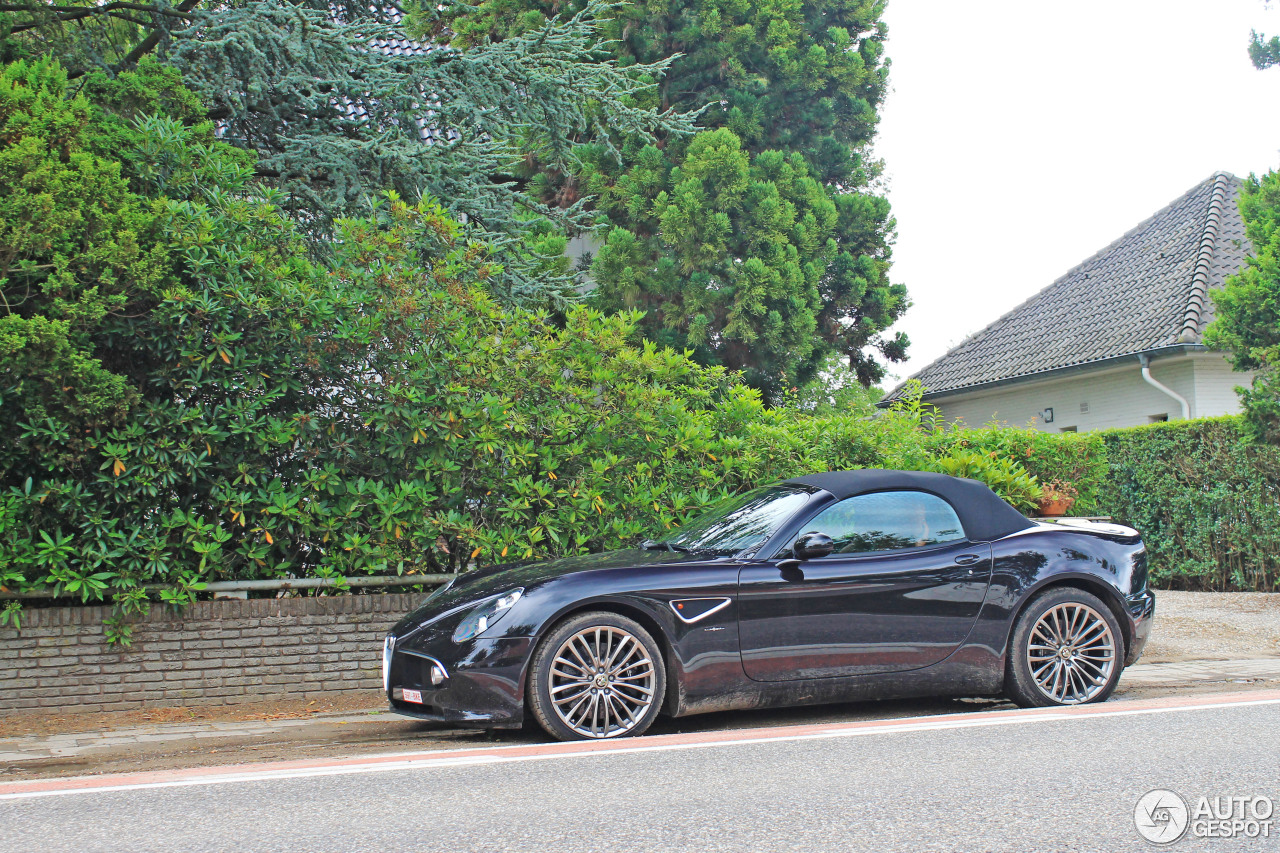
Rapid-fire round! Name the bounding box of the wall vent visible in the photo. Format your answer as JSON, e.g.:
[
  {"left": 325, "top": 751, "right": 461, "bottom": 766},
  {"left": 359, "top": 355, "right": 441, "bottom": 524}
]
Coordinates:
[{"left": 1080, "top": 402, "right": 1090, "bottom": 414}]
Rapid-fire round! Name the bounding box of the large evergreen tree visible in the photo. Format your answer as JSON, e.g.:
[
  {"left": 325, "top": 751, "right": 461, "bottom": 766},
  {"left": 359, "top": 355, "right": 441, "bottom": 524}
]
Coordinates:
[
  {"left": 1202, "top": 19, "right": 1280, "bottom": 440},
  {"left": 441, "top": 0, "right": 909, "bottom": 397},
  {"left": 1205, "top": 170, "right": 1280, "bottom": 442},
  {"left": 0, "top": 0, "right": 693, "bottom": 307}
]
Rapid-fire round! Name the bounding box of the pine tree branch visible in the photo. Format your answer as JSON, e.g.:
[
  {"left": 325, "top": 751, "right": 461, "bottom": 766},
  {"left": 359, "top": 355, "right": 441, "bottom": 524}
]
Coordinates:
[
  {"left": 2, "top": 1, "right": 196, "bottom": 33},
  {"left": 113, "top": 0, "right": 202, "bottom": 67},
  {"left": 0, "top": 2, "right": 196, "bottom": 18},
  {"left": 58, "top": 0, "right": 203, "bottom": 78}
]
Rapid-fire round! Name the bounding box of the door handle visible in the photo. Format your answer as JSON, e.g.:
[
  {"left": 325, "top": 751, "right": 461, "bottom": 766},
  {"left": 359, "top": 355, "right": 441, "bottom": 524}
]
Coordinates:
[{"left": 954, "top": 554, "right": 983, "bottom": 566}]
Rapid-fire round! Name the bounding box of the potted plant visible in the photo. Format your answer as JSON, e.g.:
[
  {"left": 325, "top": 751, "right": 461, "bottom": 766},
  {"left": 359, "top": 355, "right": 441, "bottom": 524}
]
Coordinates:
[{"left": 1036, "top": 479, "right": 1078, "bottom": 517}]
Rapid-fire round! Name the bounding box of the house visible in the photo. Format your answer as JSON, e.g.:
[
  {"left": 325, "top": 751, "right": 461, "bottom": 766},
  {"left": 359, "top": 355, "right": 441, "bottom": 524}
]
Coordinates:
[{"left": 879, "top": 172, "right": 1254, "bottom": 432}]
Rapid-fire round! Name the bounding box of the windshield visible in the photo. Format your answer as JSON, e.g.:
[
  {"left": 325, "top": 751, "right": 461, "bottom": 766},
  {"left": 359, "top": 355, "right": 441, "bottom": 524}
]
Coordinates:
[{"left": 656, "top": 485, "right": 812, "bottom": 554}]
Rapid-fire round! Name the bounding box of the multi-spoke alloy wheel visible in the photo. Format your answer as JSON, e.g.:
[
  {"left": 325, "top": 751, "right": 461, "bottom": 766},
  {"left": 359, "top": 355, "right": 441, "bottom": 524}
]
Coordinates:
[
  {"left": 549, "top": 627, "right": 656, "bottom": 737},
  {"left": 1026, "top": 602, "right": 1116, "bottom": 704},
  {"left": 529, "top": 612, "right": 666, "bottom": 741},
  {"left": 1005, "top": 588, "right": 1124, "bottom": 708}
]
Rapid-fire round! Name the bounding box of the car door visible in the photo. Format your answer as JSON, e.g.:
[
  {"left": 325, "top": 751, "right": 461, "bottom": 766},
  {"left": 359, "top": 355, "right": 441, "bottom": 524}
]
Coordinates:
[{"left": 737, "top": 490, "right": 993, "bottom": 681}]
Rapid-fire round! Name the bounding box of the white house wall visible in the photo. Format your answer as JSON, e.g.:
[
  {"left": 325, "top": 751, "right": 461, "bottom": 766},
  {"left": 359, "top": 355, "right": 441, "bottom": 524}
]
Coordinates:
[
  {"left": 930, "top": 353, "right": 1244, "bottom": 432},
  {"left": 1191, "top": 352, "right": 1253, "bottom": 417}
]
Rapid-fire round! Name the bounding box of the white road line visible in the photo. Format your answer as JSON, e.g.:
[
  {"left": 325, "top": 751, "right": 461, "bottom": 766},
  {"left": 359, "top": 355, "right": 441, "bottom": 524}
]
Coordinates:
[{"left": 3, "top": 696, "right": 1279, "bottom": 802}]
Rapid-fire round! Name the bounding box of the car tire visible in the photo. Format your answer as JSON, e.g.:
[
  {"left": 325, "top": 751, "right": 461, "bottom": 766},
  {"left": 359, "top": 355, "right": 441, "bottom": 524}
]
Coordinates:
[
  {"left": 528, "top": 611, "right": 667, "bottom": 741},
  {"left": 1005, "top": 587, "right": 1125, "bottom": 708}
]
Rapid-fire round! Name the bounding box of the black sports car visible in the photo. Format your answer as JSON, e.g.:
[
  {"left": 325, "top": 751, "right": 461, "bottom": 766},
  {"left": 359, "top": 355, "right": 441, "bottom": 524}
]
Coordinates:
[{"left": 383, "top": 470, "right": 1155, "bottom": 741}]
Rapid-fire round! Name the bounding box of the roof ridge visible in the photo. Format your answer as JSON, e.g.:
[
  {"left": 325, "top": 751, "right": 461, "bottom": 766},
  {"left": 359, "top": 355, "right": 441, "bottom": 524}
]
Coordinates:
[{"left": 1178, "top": 172, "right": 1234, "bottom": 342}]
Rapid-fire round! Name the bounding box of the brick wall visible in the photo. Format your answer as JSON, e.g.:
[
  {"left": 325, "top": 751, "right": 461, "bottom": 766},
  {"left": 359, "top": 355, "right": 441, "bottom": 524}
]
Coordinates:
[{"left": 0, "top": 594, "right": 419, "bottom": 714}]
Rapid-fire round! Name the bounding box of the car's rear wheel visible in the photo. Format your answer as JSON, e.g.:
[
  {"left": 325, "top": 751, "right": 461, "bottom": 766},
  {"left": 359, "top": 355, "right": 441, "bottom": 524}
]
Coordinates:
[
  {"left": 1005, "top": 587, "right": 1123, "bottom": 707},
  {"left": 528, "top": 611, "right": 666, "bottom": 741}
]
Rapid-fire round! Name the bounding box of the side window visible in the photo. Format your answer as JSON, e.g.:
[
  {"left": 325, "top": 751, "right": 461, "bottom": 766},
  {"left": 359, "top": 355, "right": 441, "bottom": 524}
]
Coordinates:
[{"left": 803, "top": 491, "right": 966, "bottom": 554}]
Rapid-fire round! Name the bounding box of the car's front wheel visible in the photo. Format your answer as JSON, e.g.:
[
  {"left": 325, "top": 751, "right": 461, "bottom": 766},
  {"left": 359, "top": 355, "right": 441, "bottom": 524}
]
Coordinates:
[
  {"left": 1005, "top": 587, "right": 1124, "bottom": 708},
  {"left": 528, "top": 611, "right": 666, "bottom": 741}
]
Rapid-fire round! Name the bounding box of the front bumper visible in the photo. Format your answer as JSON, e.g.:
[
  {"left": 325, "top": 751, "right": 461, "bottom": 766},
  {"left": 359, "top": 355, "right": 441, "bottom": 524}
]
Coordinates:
[
  {"left": 385, "top": 634, "right": 533, "bottom": 729},
  {"left": 1124, "top": 589, "right": 1156, "bottom": 666}
]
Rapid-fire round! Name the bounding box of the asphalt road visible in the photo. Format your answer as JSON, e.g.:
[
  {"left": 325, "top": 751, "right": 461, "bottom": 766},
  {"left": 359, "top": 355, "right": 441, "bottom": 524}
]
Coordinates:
[{"left": 3, "top": 692, "right": 1279, "bottom": 853}]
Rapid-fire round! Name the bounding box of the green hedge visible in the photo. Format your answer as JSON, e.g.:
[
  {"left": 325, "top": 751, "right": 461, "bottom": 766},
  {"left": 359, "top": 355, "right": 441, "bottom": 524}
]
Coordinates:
[
  {"left": 1097, "top": 416, "right": 1280, "bottom": 592},
  {"left": 925, "top": 425, "right": 1109, "bottom": 515}
]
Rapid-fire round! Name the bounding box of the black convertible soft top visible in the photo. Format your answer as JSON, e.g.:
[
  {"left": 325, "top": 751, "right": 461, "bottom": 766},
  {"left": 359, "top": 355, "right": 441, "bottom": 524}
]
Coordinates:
[{"left": 784, "top": 469, "right": 1035, "bottom": 543}]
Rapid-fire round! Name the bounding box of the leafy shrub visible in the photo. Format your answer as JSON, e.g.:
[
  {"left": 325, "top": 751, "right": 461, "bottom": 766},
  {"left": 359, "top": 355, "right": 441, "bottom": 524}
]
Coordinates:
[
  {"left": 926, "top": 425, "right": 1108, "bottom": 515},
  {"left": 1096, "top": 416, "right": 1280, "bottom": 591},
  {"left": 926, "top": 450, "right": 1042, "bottom": 511},
  {"left": 0, "top": 63, "right": 771, "bottom": 609}
]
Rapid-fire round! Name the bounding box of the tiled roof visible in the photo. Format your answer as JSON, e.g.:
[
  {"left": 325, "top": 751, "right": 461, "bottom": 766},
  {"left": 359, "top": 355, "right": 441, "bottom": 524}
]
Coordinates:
[
  {"left": 350, "top": 18, "right": 456, "bottom": 144},
  {"left": 369, "top": 34, "right": 435, "bottom": 58},
  {"left": 881, "top": 172, "right": 1251, "bottom": 404}
]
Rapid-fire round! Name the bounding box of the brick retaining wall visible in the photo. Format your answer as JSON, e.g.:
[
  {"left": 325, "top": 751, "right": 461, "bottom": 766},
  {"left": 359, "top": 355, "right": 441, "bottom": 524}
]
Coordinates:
[{"left": 0, "top": 595, "right": 418, "bottom": 714}]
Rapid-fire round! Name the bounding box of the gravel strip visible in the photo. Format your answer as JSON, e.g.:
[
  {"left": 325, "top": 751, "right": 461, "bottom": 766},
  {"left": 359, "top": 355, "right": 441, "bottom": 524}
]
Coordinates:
[{"left": 1142, "top": 590, "right": 1280, "bottom": 663}]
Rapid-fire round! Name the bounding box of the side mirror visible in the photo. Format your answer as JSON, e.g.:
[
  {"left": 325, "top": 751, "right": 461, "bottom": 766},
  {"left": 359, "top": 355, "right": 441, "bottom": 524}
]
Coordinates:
[{"left": 794, "top": 532, "right": 834, "bottom": 560}]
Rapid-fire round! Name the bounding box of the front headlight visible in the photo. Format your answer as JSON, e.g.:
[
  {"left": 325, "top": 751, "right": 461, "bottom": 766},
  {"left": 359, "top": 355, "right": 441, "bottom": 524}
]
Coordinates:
[{"left": 452, "top": 588, "right": 523, "bottom": 643}]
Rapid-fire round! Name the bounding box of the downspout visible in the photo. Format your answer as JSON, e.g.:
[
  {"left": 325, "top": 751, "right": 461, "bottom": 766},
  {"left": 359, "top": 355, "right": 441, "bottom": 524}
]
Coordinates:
[{"left": 1138, "top": 353, "right": 1190, "bottom": 420}]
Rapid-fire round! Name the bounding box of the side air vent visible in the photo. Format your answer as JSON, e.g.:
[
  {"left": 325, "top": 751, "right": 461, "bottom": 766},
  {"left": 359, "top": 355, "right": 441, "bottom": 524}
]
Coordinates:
[{"left": 669, "top": 598, "right": 732, "bottom": 624}]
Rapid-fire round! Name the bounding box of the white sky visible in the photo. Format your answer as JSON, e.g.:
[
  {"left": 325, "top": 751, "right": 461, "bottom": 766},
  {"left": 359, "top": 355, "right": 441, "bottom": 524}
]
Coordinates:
[{"left": 876, "top": 0, "right": 1280, "bottom": 384}]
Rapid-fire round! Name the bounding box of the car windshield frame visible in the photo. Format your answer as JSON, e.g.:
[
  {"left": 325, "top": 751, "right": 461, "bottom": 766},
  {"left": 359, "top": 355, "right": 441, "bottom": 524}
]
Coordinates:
[{"left": 653, "top": 485, "right": 815, "bottom": 556}]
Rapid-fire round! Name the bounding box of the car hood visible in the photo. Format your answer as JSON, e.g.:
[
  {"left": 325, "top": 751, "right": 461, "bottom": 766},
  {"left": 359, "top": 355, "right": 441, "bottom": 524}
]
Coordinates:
[{"left": 390, "top": 547, "right": 705, "bottom": 636}]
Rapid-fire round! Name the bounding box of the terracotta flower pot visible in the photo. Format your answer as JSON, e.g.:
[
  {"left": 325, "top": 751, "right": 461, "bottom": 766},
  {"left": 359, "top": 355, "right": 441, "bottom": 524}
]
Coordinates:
[{"left": 1037, "top": 497, "right": 1075, "bottom": 517}]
